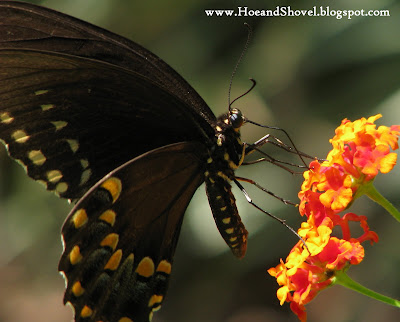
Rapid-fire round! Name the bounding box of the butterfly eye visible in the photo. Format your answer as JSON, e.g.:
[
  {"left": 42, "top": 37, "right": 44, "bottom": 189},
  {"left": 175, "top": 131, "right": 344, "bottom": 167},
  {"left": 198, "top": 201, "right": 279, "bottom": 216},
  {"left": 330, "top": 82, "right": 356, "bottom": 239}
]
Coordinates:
[{"left": 229, "top": 108, "right": 244, "bottom": 129}]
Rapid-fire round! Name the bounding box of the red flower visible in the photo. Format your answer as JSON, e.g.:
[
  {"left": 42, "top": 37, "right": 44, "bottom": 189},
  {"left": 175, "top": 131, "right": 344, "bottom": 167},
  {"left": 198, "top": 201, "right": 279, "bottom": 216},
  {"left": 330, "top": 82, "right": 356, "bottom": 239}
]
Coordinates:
[
  {"left": 268, "top": 115, "right": 397, "bottom": 321},
  {"left": 299, "top": 115, "right": 399, "bottom": 217},
  {"left": 268, "top": 214, "right": 377, "bottom": 321}
]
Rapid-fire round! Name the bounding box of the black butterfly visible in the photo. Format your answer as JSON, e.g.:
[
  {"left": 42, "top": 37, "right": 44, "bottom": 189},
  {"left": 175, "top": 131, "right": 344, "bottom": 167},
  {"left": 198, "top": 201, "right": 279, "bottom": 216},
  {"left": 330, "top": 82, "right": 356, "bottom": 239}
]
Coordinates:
[{"left": 0, "top": 1, "right": 258, "bottom": 321}]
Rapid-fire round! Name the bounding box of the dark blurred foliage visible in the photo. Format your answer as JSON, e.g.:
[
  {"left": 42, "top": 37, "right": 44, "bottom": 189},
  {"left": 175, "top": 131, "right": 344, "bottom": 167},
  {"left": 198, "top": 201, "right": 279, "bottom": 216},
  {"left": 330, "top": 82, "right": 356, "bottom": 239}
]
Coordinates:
[{"left": 1, "top": 0, "right": 400, "bottom": 321}]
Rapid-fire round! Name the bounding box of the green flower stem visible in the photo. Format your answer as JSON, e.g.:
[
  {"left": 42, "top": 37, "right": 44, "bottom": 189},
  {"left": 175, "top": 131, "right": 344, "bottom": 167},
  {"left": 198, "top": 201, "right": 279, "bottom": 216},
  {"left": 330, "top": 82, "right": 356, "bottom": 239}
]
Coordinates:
[
  {"left": 333, "top": 271, "right": 400, "bottom": 308},
  {"left": 361, "top": 182, "right": 400, "bottom": 223}
]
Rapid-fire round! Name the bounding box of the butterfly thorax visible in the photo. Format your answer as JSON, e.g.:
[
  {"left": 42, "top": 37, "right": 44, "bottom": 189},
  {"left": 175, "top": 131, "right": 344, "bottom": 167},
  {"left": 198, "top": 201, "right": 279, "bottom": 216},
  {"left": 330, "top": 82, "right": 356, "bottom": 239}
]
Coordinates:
[
  {"left": 207, "top": 108, "right": 244, "bottom": 174},
  {"left": 204, "top": 109, "right": 248, "bottom": 258}
]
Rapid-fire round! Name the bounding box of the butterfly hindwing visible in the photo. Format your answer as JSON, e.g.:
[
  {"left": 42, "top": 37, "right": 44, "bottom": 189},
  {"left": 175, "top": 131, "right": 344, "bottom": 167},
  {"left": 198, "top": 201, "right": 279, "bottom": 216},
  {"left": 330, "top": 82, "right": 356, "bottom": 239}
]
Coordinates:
[{"left": 59, "top": 142, "right": 207, "bottom": 322}]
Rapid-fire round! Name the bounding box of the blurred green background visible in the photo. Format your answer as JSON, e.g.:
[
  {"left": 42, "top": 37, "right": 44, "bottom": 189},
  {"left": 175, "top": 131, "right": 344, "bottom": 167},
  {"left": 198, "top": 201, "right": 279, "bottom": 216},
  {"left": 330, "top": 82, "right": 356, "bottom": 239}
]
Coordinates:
[{"left": 1, "top": 0, "right": 399, "bottom": 321}]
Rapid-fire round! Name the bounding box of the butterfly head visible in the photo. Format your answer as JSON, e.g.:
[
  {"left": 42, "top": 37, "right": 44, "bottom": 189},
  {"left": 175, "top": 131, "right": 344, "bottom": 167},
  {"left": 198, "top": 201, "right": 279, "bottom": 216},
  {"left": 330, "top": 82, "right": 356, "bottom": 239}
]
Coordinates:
[{"left": 229, "top": 108, "right": 244, "bottom": 131}]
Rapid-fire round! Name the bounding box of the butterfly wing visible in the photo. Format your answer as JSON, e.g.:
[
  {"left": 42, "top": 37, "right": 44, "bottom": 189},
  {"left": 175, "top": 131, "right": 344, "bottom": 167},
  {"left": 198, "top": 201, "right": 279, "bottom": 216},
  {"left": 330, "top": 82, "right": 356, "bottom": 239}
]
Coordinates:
[
  {"left": 58, "top": 142, "right": 206, "bottom": 322},
  {"left": 0, "top": 1, "right": 215, "bottom": 125},
  {"left": 0, "top": 49, "right": 213, "bottom": 199},
  {"left": 0, "top": 2, "right": 215, "bottom": 200}
]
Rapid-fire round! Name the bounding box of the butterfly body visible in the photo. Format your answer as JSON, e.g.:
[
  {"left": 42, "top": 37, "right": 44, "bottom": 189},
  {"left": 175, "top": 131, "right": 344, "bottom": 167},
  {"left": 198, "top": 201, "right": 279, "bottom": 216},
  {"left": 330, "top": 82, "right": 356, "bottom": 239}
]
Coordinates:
[
  {"left": 0, "top": 1, "right": 249, "bottom": 321},
  {"left": 204, "top": 110, "right": 248, "bottom": 258}
]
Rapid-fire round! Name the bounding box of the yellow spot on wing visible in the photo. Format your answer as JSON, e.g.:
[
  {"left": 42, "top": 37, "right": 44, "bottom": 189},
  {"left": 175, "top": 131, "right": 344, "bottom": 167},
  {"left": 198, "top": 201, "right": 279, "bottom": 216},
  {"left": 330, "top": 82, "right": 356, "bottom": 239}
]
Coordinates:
[
  {"left": 0, "top": 112, "right": 13, "bottom": 124},
  {"left": 66, "top": 139, "right": 79, "bottom": 153},
  {"left": 70, "top": 245, "right": 82, "bottom": 265},
  {"left": 156, "top": 260, "right": 172, "bottom": 274},
  {"left": 104, "top": 249, "right": 123, "bottom": 271},
  {"left": 71, "top": 209, "right": 88, "bottom": 228},
  {"left": 119, "top": 318, "right": 133, "bottom": 322},
  {"left": 34, "top": 89, "right": 49, "bottom": 95},
  {"left": 51, "top": 120, "right": 67, "bottom": 131},
  {"left": 80, "top": 159, "right": 89, "bottom": 169},
  {"left": 41, "top": 104, "right": 55, "bottom": 111},
  {"left": 100, "top": 233, "right": 119, "bottom": 251},
  {"left": 80, "top": 168, "right": 92, "bottom": 185},
  {"left": 101, "top": 177, "right": 122, "bottom": 203},
  {"left": 12, "top": 130, "right": 29, "bottom": 143},
  {"left": 148, "top": 294, "right": 163, "bottom": 307},
  {"left": 72, "top": 281, "right": 85, "bottom": 297},
  {"left": 28, "top": 150, "right": 46, "bottom": 166},
  {"left": 80, "top": 305, "right": 93, "bottom": 318},
  {"left": 56, "top": 182, "right": 68, "bottom": 194},
  {"left": 47, "top": 170, "right": 63, "bottom": 183},
  {"left": 99, "top": 209, "right": 116, "bottom": 226},
  {"left": 136, "top": 257, "right": 155, "bottom": 278}
]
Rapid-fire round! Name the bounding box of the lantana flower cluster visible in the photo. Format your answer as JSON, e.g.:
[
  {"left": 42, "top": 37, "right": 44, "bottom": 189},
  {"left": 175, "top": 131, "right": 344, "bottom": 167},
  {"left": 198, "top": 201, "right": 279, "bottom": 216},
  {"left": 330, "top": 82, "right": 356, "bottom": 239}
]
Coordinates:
[{"left": 268, "top": 115, "right": 400, "bottom": 321}]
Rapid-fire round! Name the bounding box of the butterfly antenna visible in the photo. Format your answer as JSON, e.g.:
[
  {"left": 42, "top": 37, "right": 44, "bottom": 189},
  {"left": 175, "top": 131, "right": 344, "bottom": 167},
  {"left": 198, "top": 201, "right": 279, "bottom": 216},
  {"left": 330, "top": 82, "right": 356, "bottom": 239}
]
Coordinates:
[
  {"left": 230, "top": 78, "right": 257, "bottom": 107},
  {"left": 228, "top": 23, "right": 253, "bottom": 112}
]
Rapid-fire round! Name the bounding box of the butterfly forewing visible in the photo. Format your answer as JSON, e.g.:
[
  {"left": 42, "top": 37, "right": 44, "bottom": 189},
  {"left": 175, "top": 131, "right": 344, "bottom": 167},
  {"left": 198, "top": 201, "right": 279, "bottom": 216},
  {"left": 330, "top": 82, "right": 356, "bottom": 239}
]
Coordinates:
[
  {"left": 0, "top": 49, "right": 212, "bottom": 199},
  {"left": 59, "top": 142, "right": 206, "bottom": 322},
  {"left": 0, "top": 0, "right": 216, "bottom": 125}
]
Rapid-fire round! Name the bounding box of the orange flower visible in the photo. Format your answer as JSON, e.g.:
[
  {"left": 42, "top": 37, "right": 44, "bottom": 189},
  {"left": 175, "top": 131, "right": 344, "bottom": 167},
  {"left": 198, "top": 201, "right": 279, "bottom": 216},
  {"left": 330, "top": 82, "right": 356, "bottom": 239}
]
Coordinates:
[
  {"left": 268, "top": 115, "right": 395, "bottom": 321},
  {"left": 268, "top": 213, "right": 377, "bottom": 321},
  {"left": 299, "top": 115, "right": 399, "bottom": 217},
  {"left": 328, "top": 114, "right": 399, "bottom": 180}
]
